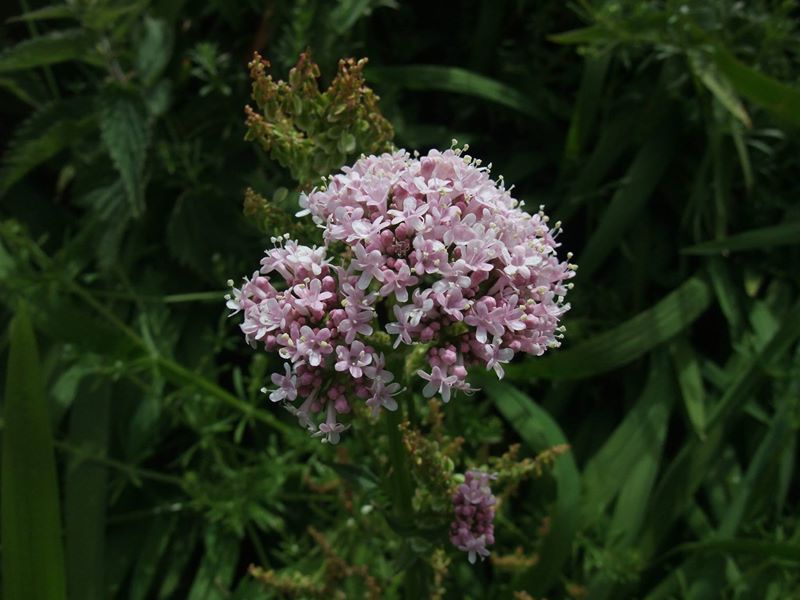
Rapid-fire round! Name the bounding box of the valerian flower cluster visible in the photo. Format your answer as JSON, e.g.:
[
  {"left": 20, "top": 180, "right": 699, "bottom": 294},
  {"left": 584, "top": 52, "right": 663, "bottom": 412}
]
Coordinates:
[
  {"left": 226, "top": 147, "right": 575, "bottom": 443},
  {"left": 450, "top": 471, "right": 497, "bottom": 564}
]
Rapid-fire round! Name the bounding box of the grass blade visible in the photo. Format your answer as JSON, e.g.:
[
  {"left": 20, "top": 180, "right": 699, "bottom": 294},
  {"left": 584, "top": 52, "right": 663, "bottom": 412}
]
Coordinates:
[
  {"left": 1, "top": 306, "right": 67, "bottom": 600},
  {"left": 577, "top": 123, "right": 677, "bottom": 277},
  {"left": 670, "top": 337, "right": 707, "bottom": 439},
  {"left": 64, "top": 380, "right": 110, "bottom": 600},
  {"left": 366, "top": 65, "right": 544, "bottom": 119},
  {"left": 480, "top": 377, "right": 580, "bottom": 595},
  {"left": 713, "top": 47, "right": 800, "bottom": 128},
  {"left": 682, "top": 221, "right": 800, "bottom": 255},
  {"left": 581, "top": 354, "right": 674, "bottom": 528},
  {"left": 504, "top": 277, "right": 711, "bottom": 381}
]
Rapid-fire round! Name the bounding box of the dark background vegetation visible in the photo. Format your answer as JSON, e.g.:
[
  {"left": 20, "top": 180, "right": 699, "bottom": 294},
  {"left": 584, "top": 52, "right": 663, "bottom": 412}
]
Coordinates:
[{"left": 1, "top": 0, "right": 800, "bottom": 598}]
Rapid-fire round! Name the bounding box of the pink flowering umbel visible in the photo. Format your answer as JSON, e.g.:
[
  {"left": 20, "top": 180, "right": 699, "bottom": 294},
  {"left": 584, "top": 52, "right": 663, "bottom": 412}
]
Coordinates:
[
  {"left": 450, "top": 471, "right": 497, "bottom": 563},
  {"left": 226, "top": 146, "right": 575, "bottom": 444}
]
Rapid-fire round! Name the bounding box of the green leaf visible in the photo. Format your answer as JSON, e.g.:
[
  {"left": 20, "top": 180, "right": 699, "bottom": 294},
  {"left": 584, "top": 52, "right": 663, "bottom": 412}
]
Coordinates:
[
  {"left": 549, "top": 25, "right": 616, "bottom": 46},
  {"left": 2, "top": 306, "right": 67, "bottom": 600},
  {"left": 481, "top": 377, "right": 580, "bottom": 595},
  {"left": 577, "top": 123, "right": 677, "bottom": 276},
  {"left": 670, "top": 337, "right": 707, "bottom": 438},
  {"left": 0, "top": 98, "right": 96, "bottom": 196},
  {"left": 564, "top": 52, "right": 611, "bottom": 161},
  {"left": 713, "top": 47, "right": 800, "bottom": 128},
  {"left": 637, "top": 300, "right": 800, "bottom": 559},
  {"left": 136, "top": 17, "right": 173, "bottom": 85},
  {"left": 689, "top": 51, "right": 751, "bottom": 128},
  {"left": 718, "top": 397, "right": 792, "bottom": 537},
  {"left": 9, "top": 4, "right": 76, "bottom": 22},
  {"left": 682, "top": 221, "right": 800, "bottom": 255},
  {"left": 366, "top": 65, "right": 544, "bottom": 119},
  {"left": 581, "top": 354, "right": 674, "bottom": 528},
  {"left": 504, "top": 277, "right": 712, "bottom": 381},
  {"left": 99, "top": 92, "right": 150, "bottom": 216},
  {"left": 678, "top": 539, "right": 800, "bottom": 562},
  {"left": 0, "top": 29, "right": 96, "bottom": 72},
  {"left": 187, "top": 529, "right": 242, "bottom": 600},
  {"left": 64, "top": 380, "right": 110, "bottom": 600}
]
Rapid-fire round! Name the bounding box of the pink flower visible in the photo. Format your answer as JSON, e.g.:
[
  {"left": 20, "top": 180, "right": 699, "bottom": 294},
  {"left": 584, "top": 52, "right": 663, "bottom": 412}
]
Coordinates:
[
  {"left": 450, "top": 471, "right": 496, "bottom": 563},
  {"left": 266, "top": 363, "right": 297, "bottom": 402},
  {"left": 417, "top": 365, "right": 458, "bottom": 403},
  {"left": 335, "top": 341, "right": 373, "bottom": 378},
  {"left": 352, "top": 243, "right": 385, "bottom": 289}
]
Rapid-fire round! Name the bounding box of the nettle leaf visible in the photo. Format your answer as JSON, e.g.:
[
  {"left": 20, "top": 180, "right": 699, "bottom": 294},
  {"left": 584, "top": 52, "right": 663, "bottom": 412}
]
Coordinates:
[
  {"left": 0, "top": 98, "right": 97, "bottom": 196},
  {"left": 0, "top": 29, "right": 97, "bottom": 72},
  {"left": 9, "top": 4, "right": 77, "bottom": 23},
  {"left": 99, "top": 92, "right": 151, "bottom": 216}
]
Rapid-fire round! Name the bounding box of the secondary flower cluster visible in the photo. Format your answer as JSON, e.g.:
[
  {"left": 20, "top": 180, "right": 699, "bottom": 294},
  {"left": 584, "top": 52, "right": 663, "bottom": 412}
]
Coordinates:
[
  {"left": 227, "top": 146, "right": 575, "bottom": 441},
  {"left": 450, "top": 471, "right": 497, "bottom": 563}
]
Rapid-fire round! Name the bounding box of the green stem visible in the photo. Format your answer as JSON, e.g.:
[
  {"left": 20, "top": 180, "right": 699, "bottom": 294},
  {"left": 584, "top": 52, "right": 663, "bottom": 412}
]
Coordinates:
[{"left": 385, "top": 396, "right": 428, "bottom": 598}]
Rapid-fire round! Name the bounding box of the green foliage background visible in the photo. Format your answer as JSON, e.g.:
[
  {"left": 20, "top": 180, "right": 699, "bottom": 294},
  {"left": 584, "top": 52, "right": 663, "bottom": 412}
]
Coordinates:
[{"left": 1, "top": 0, "right": 800, "bottom": 598}]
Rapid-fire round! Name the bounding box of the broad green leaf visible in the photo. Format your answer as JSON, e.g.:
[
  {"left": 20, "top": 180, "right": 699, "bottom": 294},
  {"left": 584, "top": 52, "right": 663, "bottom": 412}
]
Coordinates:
[
  {"left": 99, "top": 92, "right": 150, "bottom": 216},
  {"left": 713, "top": 47, "right": 800, "bottom": 127},
  {"left": 1, "top": 306, "right": 67, "bottom": 600},
  {"left": 136, "top": 17, "right": 173, "bottom": 85},
  {"left": 480, "top": 377, "right": 580, "bottom": 595},
  {"left": 670, "top": 337, "right": 707, "bottom": 438},
  {"left": 0, "top": 29, "right": 96, "bottom": 72},
  {"left": 682, "top": 221, "right": 800, "bottom": 255},
  {"left": 582, "top": 354, "right": 674, "bottom": 528},
  {"left": 689, "top": 51, "right": 751, "bottom": 128},
  {"left": 0, "top": 98, "right": 96, "bottom": 196},
  {"left": 64, "top": 380, "right": 110, "bottom": 600},
  {"left": 504, "top": 277, "right": 712, "bottom": 381},
  {"left": 577, "top": 123, "right": 677, "bottom": 276},
  {"left": 366, "top": 65, "right": 544, "bottom": 119}
]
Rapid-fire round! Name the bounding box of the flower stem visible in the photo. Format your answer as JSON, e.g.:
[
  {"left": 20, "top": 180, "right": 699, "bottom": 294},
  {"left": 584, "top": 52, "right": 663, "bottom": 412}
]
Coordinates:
[{"left": 385, "top": 400, "right": 428, "bottom": 597}]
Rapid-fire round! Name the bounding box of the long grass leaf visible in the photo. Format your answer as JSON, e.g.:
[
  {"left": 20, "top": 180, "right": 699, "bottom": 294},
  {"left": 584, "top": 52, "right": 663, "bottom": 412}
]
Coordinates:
[
  {"left": 1, "top": 306, "right": 67, "bottom": 600},
  {"left": 581, "top": 354, "right": 674, "bottom": 527},
  {"left": 480, "top": 378, "right": 580, "bottom": 595},
  {"left": 577, "top": 123, "right": 677, "bottom": 276},
  {"left": 682, "top": 221, "right": 800, "bottom": 255},
  {"left": 504, "top": 277, "right": 711, "bottom": 381},
  {"left": 713, "top": 47, "right": 800, "bottom": 127},
  {"left": 366, "top": 65, "right": 544, "bottom": 119},
  {"left": 64, "top": 380, "right": 110, "bottom": 600}
]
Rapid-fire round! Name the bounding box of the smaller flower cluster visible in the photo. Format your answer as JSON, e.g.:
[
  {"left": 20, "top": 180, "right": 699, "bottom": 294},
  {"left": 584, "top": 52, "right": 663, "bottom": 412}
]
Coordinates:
[
  {"left": 226, "top": 235, "right": 404, "bottom": 442},
  {"left": 450, "top": 470, "right": 496, "bottom": 563}
]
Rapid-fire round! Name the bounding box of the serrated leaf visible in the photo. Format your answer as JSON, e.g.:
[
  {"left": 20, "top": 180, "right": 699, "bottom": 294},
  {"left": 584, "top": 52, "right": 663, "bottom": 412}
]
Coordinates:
[
  {"left": 0, "top": 98, "right": 96, "bottom": 196},
  {"left": 504, "top": 277, "right": 712, "bottom": 381},
  {"left": 367, "top": 65, "right": 544, "bottom": 120},
  {"left": 2, "top": 306, "right": 67, "bottom": 600},
  {"left": 99, "top": 92, "right": 150, "bottom": 216},
  {"left": 0, "top": 29, "right": 96, "bottom": 72}
]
